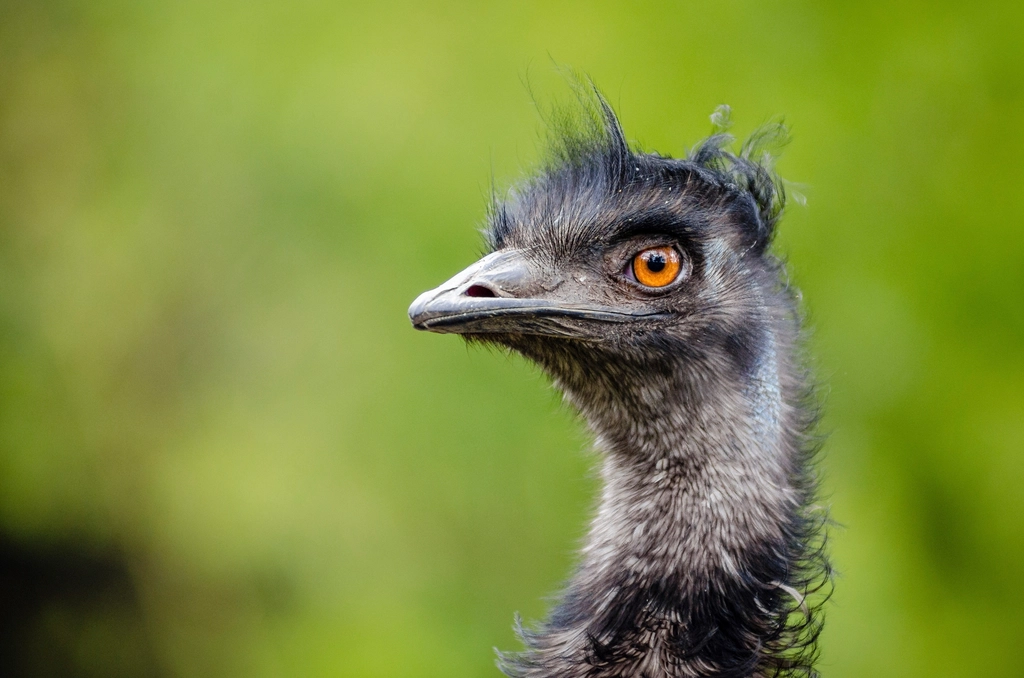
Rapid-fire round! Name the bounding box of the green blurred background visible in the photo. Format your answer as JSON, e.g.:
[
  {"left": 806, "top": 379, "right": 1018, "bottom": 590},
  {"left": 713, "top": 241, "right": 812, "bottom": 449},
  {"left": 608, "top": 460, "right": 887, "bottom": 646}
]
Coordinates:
[{"left": 1, "top": 1, "right": 1022, "bottom": 676}]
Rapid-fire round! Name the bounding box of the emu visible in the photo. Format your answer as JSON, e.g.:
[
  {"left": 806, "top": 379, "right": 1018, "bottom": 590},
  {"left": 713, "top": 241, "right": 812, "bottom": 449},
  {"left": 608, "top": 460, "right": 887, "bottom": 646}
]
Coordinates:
[{"left": 409, "top": 90, "right": 829, "bottom": 678}]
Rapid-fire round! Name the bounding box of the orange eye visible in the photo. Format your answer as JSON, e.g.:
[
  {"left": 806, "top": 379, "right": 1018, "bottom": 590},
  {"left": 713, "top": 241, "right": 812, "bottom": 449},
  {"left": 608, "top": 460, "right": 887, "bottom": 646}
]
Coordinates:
[{"left": 632, "top": 247, "right": 682, "bottom": 288}]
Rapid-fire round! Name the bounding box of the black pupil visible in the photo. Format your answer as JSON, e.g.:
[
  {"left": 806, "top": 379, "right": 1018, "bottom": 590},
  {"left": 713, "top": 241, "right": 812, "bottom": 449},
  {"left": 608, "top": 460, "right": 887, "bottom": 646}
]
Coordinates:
[{"left": 645, "top": 252, "right": 666, "bottom": 273}]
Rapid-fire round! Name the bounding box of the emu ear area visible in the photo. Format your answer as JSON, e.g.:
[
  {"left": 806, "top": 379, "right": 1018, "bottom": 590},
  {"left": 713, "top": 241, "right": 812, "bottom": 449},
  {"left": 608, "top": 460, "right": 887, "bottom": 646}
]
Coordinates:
[
  {"left": 688, "top": 121, "right": 789, "bottom": 257},
  {"left": 727, "top": 191, "right": 776, "bottom": 256}
]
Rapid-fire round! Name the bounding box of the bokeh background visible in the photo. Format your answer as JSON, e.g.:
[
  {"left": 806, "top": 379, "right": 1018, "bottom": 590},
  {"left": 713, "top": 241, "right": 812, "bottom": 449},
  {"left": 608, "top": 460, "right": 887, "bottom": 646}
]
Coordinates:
[{"left": 1, "top": 1, "right": 1022, "bottom": 676}]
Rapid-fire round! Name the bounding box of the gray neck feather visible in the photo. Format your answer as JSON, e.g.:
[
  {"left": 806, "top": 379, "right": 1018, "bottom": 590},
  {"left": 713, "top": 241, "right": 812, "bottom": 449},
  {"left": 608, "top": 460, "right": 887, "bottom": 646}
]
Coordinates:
[
  {"left": 501, "top": 317, "right": 822, "bottom": 678},
  {"left": 574, "top": 336, "right": 792, "bottom": 592}
]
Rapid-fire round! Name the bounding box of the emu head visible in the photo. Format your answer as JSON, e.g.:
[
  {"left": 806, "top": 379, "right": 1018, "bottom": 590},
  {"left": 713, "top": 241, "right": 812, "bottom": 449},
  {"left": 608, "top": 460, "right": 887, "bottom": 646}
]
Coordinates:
[
  {"left": 409, "top": 97, "right": 790, "bottom": 426},
  {"left": 409, "top": 96, "right": 826, "bottom": 678}
]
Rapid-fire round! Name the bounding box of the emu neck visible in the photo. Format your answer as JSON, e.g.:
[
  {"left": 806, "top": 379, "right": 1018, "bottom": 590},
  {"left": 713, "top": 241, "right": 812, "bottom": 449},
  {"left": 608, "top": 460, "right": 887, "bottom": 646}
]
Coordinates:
[
  {"left": 508, "top": 334, "right": 807, "bottom": 678},
  {"left": 578, "top": 350, "right": 793, "bottom": 589}
]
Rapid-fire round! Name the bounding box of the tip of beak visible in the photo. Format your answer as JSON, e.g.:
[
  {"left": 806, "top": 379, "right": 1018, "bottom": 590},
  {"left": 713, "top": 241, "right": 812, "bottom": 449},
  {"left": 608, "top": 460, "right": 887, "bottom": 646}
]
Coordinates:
[{"left": 408, "top": 290, "right": 435, "bottom": 330}]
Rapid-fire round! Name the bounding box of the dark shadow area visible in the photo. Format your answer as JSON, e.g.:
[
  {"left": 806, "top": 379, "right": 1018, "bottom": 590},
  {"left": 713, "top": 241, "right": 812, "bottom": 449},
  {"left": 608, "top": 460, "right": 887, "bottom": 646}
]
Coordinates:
[{"left": 0, "top": 534, "right": 163, "bottom": 678}]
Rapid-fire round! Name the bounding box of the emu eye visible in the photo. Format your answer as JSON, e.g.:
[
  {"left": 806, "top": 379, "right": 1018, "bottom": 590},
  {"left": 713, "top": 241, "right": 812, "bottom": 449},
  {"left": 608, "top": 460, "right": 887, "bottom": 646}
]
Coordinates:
[{"left": 631, "top": 247, "right": 682, "bottom": 288}]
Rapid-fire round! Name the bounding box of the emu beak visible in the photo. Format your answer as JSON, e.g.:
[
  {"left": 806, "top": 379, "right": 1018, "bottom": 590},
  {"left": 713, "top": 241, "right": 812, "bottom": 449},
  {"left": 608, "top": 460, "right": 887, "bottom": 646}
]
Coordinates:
[{"left": 409, "top": 250, "right": 662, "bottom": 337}]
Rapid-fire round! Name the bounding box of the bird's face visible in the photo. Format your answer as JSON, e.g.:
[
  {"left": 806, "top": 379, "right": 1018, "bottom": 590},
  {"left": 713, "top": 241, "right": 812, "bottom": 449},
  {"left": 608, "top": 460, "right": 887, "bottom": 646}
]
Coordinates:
[
  {"left": 409, "top": 157, "right": 768, "bottom": 371},
  {"left": 408, "top": 235, "right": 690, "bottom": 342}
]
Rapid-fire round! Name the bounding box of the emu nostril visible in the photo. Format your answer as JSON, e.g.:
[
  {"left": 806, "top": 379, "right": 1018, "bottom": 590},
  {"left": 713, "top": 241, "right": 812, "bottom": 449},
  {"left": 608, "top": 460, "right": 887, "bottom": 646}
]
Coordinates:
[{"left": 465, "top": 285, "right": 497, "bottom": 298}]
